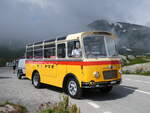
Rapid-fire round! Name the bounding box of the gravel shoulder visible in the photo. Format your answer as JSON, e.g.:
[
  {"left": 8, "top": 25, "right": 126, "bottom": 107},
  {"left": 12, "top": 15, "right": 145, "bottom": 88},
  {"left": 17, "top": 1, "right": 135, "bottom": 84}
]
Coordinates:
[{"left": 0, "top": 67, "right": 61, "bottom": 113}]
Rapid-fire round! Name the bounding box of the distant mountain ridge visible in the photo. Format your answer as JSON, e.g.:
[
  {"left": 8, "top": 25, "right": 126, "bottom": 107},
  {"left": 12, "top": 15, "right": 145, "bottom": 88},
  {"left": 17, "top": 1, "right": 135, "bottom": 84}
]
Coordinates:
[
  {"left": 88, "top": 19, "right": 150, "bottom": 55},
  {"left": 0, "top": 38, "right": 26, "bottom": 50},
  {"left": 0, "top": 19, "right": 150, "bottom": 61},
  {"left": 0, "top": 39, "right": 25, "bottom": 66}
]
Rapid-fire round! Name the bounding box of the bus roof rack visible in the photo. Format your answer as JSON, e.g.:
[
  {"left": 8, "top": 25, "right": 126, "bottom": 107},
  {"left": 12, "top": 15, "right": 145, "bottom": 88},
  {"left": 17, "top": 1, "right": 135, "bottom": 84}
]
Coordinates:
[
  {"left": 27, "top": 44, "right": 33, "bottom": 46},
  {"left": 57, "top": 36, "right": 66, "bottom": 41},
  {"left": 44, "top": 39, "right": 56, "bottom": 43},
  {"left": 34, "top": 41, "right": 43, "bottom": 45}
]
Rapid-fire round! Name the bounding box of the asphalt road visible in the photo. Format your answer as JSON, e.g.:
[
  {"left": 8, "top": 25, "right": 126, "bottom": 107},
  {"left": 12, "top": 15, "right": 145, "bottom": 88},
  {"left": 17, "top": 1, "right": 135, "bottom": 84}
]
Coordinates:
[{"left": 0, "top": 67, "right": 150, "bottom": 113}]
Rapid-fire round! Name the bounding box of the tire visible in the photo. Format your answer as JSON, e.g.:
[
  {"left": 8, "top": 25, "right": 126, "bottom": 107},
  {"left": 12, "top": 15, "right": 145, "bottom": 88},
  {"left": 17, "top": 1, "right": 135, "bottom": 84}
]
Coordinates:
[
  {"left": 67, "top": 78, "right": 82, "bottom": 99},
  {"left": 32, "top": 72, "right": 42, "bottom": 88},
  {"left": 17, "top": 70, "right": 22, "bottom": 79},
  {"left": 99, "top": 86, "right": 113, "bottom": 94}
]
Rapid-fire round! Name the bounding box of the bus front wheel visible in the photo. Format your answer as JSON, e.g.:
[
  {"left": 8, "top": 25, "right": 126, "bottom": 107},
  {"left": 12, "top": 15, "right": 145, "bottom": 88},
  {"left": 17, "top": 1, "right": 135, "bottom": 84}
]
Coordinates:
[
  {"left": 32, "top": 72, "right": 42, "bottom": 88},
  {"left": 67, "top": 78, "right": 82, "bottom": 99}
]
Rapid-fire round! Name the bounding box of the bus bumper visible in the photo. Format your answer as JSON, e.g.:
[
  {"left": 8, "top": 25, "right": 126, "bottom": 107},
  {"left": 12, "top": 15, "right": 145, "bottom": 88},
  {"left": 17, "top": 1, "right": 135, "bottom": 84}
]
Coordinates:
[{"left": 81, "top": 79, "right": 122, "bottom": 88}]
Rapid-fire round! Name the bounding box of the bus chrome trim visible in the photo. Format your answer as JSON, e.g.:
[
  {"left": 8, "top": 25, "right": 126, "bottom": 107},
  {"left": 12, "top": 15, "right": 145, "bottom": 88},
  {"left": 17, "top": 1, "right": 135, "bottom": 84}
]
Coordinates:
[{"left": 81, "top": 79, "right": 122, "bottom": 88}]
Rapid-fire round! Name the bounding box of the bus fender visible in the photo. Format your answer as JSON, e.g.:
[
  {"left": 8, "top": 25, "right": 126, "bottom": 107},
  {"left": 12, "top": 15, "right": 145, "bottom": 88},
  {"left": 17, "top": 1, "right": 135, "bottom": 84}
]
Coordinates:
[{"left": 63, "top": 73, "right": 81, "bottom": 89}]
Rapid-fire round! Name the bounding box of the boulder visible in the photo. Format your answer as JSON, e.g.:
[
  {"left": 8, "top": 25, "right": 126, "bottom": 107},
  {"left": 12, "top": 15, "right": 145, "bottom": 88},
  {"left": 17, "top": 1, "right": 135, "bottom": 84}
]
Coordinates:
[
  {"left": 127, "top": 55, "right": 135, "bottom": 60},
  {"left": 123, "top": 63, "right": 150, "bottom": 73}
]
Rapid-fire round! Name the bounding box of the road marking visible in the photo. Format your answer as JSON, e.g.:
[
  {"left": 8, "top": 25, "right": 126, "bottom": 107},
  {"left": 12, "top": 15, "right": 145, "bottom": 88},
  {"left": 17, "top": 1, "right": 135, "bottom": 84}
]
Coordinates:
[
  {"left": 125, "top": 78, "right": 150, "bottom": 84},
  {"left": 87, "top": 102, "right": 100, "bottom": 108},
  {"left": 103, "top": 112, "right": 112, "bottom": 113},
  {"left": 123, "top": 87, "right": 150, "bottom": 95}
]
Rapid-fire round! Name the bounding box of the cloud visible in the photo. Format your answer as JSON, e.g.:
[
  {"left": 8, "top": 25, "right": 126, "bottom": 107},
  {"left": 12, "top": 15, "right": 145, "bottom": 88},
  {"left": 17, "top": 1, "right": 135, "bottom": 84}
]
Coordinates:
[
  {"left": 18, "top": 0, "right": 49, "bottom": 9},
  {"left": 0, "top": 0, "right": 150, "bottom": 42}
]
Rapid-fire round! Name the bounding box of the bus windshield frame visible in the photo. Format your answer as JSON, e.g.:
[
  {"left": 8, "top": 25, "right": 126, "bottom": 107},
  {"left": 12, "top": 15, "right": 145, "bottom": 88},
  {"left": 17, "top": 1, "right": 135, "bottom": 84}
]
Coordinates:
[{"left": 82, "top": 35, "right": 118, "bottom": 58}]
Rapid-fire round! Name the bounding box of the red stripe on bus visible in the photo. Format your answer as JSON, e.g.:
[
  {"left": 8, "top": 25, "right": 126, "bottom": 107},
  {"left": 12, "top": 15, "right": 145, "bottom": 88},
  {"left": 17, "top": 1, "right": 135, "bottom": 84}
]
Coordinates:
[{"left": 25, "top": 60, "right": 121, "bottom": 65}]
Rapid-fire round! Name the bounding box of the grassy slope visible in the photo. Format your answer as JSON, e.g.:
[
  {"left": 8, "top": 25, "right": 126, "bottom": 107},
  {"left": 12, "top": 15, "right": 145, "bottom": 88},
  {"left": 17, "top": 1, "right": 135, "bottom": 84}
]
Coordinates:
[
  {"left": 124, "top": 57, "right": 150, "bottom": 66},
  {"left": 123, "top": 56, "right": 150, "bottom": 76}
]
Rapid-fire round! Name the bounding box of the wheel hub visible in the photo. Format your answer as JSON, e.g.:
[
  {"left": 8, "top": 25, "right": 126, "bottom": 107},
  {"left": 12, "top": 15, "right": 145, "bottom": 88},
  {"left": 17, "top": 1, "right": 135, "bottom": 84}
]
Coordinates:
[
  {"left": 33, "top": 75, "right": 39, "bottom": 86},
  {"left": 68, "top": 81, "right": 77, "bottom": 96}
]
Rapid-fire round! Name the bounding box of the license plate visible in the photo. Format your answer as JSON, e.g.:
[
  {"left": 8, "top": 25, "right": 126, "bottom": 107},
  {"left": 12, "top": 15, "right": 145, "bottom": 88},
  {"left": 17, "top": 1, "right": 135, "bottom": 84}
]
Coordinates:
[{"left": 110, "top": 81, "right": 117, "bottom": 84}]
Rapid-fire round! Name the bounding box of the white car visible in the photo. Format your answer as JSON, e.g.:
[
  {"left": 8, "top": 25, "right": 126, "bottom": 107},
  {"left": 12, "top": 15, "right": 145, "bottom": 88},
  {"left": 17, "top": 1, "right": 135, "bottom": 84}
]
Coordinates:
[{"left": 17, "top": 59, "right": 26, "bottom": 79}]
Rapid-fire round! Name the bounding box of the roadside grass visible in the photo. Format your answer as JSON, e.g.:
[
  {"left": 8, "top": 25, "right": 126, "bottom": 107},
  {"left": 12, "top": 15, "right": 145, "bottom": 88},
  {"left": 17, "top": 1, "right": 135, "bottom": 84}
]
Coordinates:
[
  {"left": 135, "top": 71, "right": 150, "bottom": 76},
  {"left": 0, "top": 96, "right": 80, "bottom": 113},
  {"left": 123, "top": 71, "right": 150, "bottom": 76},
  {"left": 38, "top": 95, "right": 80, "bottom": 113},
  {"left": 124, "top": 57, "right": 150, "bottom": 66},
  {"left": 145, "top": 56, "right": 150, "bottom": 59},
  {"left": 0, "top": 101, "right": 28, "bottom": 113}
]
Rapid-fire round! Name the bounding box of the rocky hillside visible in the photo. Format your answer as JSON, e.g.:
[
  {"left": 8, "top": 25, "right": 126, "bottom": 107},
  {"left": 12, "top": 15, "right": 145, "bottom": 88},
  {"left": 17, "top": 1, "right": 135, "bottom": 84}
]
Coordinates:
[{"left": 88, "top": 19, "right": 150, "bottom": 55}]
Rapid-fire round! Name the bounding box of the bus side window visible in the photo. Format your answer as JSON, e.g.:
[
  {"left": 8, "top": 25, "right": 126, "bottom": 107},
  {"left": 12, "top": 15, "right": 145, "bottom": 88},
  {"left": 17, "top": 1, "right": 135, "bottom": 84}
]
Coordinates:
[
  {"left": 34, "top": 50, "right": 43, "bottom": 58},
  {"left": 68, "top": 41, "right": 74, "bottom": 57},
  {"left": 26, "top": 51, "right": 33, "bottom": 59},
  {"left": 57, "top": 43, "right": 66, "bottom": 58},
  {"left": 26, "top": 47, "right": 33, "bottom": 59},
  {"left": 44, "top": 44, "right": 56, "bottom": 58},
  {"left": 34, "top": 44, "right": 43, "bottom": 58},
  {"left": 68, "top": 41, "right": 81, "bottom": 58}
]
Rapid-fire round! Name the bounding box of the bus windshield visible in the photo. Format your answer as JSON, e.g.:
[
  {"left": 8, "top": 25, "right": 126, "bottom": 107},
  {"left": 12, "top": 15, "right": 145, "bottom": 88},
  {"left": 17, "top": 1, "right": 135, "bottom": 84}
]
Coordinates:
[{"left": 83, "top": 35, "right": 117, "bottom": 58}]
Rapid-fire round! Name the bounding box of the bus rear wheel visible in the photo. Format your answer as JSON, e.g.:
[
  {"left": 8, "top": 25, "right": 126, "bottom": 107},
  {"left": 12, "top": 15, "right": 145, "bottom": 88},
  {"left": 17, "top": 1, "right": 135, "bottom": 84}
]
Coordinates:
[
  {"left": 32, "top": 72, "right": 42, "bottom": 88},
  {"left": 67, "top": 78, "right": 82, "bottom": 99}
]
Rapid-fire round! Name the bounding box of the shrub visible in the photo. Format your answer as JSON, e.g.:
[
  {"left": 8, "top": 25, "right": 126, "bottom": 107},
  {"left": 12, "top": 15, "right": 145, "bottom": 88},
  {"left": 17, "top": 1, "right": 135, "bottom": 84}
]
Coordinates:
[{"left": 38, "top": 95, "right": 80, "bottom": 113}]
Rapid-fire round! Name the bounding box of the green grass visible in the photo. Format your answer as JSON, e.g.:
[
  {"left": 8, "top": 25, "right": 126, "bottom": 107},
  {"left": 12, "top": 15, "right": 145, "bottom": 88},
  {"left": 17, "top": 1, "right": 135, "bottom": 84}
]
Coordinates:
[
  {"left": 145, "top": 56, "right": 150, "bottom": 59},
  {"left": 123, "top": 70, "right": 150, "bottom": 76},
  {"left": 124, "top": 57, "right": 150, "bottom": 66},
  {"left": 136, "top": 71, "right": 150, "bottom": 76},
  {"left": 38, "top": 109, "right": 53, "bottom": 113}
]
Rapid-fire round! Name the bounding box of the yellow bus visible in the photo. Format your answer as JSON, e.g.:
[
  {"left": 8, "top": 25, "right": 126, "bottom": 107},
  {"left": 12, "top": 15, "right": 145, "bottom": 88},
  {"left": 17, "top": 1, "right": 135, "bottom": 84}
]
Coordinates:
[{"left": 24, "top": 31, "right": 122, "bottom": 98}]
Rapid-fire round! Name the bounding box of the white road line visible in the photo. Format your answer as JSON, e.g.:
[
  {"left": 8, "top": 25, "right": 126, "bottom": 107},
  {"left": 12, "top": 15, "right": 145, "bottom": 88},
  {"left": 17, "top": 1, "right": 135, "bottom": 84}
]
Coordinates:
[
  {"left": 123, "top": 87, "right": 150, "bottom": 95},
  {"left": 87, "top": 102, "right": 100, "bottom": 109},
  {"left": 103, "top": 112, "right": 112, "bottom": 113},
  {"left": 125, "top": 78, "right": 150, "bottom": 84}
]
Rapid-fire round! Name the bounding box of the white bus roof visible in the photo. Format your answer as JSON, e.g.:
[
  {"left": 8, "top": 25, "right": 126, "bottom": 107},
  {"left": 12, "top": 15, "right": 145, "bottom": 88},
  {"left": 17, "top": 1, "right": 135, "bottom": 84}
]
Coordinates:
[
  {"left": 66, "top": 31, "right": 116, "bottom": 41},
  {"left": 26, "top": 31, "right": 116, "bottom": 46}
]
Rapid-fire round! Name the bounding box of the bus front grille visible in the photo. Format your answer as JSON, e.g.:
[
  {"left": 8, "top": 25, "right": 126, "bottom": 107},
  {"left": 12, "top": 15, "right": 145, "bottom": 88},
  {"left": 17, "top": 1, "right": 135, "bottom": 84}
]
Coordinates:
[{"left": 103, "top": 70, "right": 118, "bottom": 80}]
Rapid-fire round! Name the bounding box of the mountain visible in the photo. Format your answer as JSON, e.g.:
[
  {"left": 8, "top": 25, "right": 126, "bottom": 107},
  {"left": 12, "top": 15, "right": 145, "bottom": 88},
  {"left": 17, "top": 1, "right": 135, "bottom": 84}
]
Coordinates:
[
  {"left": 0, "top": 39, "right": 25, "bottom": 66},
  {"left": 1, "top": 19, "right": 150, "bottom": 66},
  {"left": 88, "top": 19, "right": 150, "bottom": 55}
]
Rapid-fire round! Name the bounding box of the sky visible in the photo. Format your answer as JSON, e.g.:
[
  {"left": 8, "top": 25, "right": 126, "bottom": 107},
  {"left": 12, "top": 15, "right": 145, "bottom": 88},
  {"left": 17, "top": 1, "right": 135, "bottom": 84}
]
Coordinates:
[{"left": 0, "top": 0, "right": 150, "bottom": 42}]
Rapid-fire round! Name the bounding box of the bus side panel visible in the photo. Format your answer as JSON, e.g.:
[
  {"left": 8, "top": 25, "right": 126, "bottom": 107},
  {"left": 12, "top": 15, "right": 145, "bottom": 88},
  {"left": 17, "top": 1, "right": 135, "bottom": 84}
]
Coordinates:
[
  {"left": 25, "top": 63, "right": 33, "bottom": 80},
  {"left": 55, "top": 64, "right": 67, "bottom": 88},
  {"left": 42, "top": 63, "right": 59, "bottom": 86},
  {"left": 25, "top": 62, "right": 45, "bottom": 83},
  {"left": 36, "top": 64, "right": 46, "bottom": 83}
]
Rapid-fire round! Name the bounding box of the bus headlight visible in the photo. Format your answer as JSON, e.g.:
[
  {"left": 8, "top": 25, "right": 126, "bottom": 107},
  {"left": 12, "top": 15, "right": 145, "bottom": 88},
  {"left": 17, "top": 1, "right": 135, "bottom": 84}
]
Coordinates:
[{"left": 93, "top": 72, "right": 100, "bottom": 78}]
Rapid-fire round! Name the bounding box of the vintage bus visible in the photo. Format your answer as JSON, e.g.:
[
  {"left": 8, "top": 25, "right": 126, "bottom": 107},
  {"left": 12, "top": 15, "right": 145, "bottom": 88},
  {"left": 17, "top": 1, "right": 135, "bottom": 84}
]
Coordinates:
[{"left": 23, "top": 31, "right": 122, "bottom": 98}]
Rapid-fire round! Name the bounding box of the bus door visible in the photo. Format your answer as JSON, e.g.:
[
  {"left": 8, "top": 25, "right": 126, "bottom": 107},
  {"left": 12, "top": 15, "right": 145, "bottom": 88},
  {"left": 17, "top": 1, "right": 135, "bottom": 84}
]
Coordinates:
[
  {"left": 44, "top": 43, "right": 57, "bottom": 83},
  {"left": 56, "top": 43, "right": 67, "bottom": 86}
]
